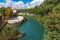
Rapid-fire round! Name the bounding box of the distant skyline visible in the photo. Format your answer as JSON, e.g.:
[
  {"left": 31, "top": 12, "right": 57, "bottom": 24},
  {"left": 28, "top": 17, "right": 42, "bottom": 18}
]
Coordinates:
[{"left": 0, "top": 0, "right": 44, "bottom": 9}]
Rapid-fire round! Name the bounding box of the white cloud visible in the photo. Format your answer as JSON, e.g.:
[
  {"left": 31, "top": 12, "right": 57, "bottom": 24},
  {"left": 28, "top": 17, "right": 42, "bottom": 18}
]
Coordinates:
[
  {"left": 30, "top": 0, "right": 44, "bottom": 8},
  {"left": 0, "top": 2, "right": 5, "bottom": 8},
  {"left": 0, "top": 0, "right": 44, "bottom": 9}
]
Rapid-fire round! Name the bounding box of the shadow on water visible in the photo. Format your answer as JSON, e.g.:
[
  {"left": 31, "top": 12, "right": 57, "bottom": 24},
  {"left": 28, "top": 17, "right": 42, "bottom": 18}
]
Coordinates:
[
  {"left": 18, "top": 16, "right": 44, "bottom": 40},
  {"left": 19, "top": 20, "right": 27, "bottom": 27}
]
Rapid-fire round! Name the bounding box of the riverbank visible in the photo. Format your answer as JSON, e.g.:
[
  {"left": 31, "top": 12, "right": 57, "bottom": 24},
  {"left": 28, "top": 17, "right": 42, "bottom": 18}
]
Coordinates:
[
  {"left": 0, "top": 15, "right": 26, "bottom": 40},
  {"left": 6, "top": 16, "right": 24, "bottom": 24},
  {"left": 18, "top": 16, "right": 44, "bottom": 40},
  {"left": 30, "top": 14, "right": 42, "bottom": 24},
  {"left": 31, "top": 14, "right": 60, "bottom": 40}
]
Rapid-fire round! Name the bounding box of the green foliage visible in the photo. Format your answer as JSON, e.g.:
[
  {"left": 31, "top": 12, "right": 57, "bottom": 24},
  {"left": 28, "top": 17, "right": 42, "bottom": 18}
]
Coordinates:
[
  {"left": 0, "top": 7, "right": 20, "bottom": 40},
  {"left": 0, "top": 23, "right": 20, "bottom": 40},
  {"left": 0, "top": 7, "right": 13, "bottom": 21},
  {"left": 0, "top": 7, "right": 5, "bottom": 14},
  {"left": 5, "top": 7, "right": 13, "bottom": 19},
  {"left": 33, "top": 0, "right": 60, "bottom": 40},
  {"left": 18, "top": 0, "right": 60, "bottom": 40}
]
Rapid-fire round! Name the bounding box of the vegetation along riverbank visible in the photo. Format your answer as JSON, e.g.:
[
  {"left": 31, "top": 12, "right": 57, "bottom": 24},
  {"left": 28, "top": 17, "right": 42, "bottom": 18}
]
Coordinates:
[
  {"left": 18, "top": 0, "right": 60, "bottom": 40},
  {"left": 0, "top": 7, "right": 26, "bottom": 40},
  {"left": 0, "top": 0, "right": 60, "bottom": 40}
]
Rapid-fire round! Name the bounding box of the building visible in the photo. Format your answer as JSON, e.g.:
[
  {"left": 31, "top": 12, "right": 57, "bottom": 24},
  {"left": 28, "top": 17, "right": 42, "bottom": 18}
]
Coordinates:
[
  {"left": 12, "top": 9, "right": 17, "bottom": 17},
  {"left": 18, "top": 13, "right": 26, "bottom": 16},
  {"left": 13, "top": 9, "right": 17, "bottom": 14},
  {"left": 6, "top": 16, "right": 24, "bottom": 24}
]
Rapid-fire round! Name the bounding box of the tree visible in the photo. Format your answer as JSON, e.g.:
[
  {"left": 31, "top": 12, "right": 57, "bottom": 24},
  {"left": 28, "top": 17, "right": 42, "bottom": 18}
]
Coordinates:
[
  {"left": 0, "top": 7, "right": 5, "bottom": 22},
  {"left": 5, "top": 7, "right": 13, "bottom": 19}
]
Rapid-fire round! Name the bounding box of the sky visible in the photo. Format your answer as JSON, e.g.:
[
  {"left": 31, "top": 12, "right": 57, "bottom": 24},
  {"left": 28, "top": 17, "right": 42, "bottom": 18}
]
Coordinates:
[{"left": 0, "top": 0, "right": 44, "bottom": 9}]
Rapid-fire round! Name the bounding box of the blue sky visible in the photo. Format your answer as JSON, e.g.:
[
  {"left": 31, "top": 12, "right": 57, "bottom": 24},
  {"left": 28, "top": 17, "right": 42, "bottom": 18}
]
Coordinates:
[
  {"left": 13, "top": 0, "right": 32, "bottom": 4},
  {"left": 0, "top": 0, "right": 5, "bottom": 2},
  {"left": 0, "top": 0, "right": 32, "bottom": 4},
  {"left": 0, "top": 0, "right": 44, "bottom": 9}
]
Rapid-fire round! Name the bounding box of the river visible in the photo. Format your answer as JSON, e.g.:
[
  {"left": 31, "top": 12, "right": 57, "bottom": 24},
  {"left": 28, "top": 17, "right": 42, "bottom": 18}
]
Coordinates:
[{"left": 18, "top": 16, "right": 44, "bottom": 40}]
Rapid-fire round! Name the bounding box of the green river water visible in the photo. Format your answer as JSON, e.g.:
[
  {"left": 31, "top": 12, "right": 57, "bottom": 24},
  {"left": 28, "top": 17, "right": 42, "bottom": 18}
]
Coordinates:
[{"left": 18, "top": 16, "right": 44, "bottom": 40}]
